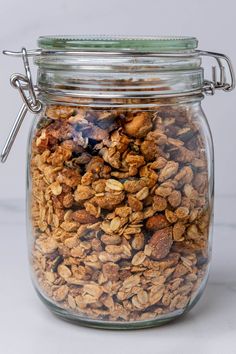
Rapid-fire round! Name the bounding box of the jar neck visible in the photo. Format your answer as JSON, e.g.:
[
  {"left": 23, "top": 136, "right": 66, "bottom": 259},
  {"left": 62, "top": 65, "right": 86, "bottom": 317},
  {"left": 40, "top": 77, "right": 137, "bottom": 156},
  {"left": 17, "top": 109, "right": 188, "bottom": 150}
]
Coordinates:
[{"left": 35, "top": 51, "right": 204, "bottom": 106}]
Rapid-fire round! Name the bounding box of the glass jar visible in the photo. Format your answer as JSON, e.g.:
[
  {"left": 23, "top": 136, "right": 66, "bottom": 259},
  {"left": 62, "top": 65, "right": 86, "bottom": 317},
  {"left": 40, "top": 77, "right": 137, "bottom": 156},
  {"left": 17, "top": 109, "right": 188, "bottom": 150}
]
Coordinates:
[{"left": 1, "top": 36, "right": 235, "bottom": 329}]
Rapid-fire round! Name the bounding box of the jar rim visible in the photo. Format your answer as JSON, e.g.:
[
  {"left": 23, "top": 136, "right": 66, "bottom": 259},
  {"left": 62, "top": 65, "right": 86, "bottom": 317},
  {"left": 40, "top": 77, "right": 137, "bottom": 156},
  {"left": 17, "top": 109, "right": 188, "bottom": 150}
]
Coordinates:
[{"left": 38, "top": 35, "right": 198, "bottom": 52}]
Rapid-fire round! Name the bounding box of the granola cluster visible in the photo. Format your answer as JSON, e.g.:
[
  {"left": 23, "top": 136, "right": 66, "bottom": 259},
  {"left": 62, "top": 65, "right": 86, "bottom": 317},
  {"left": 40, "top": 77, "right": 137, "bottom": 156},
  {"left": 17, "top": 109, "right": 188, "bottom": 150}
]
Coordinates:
[{"left": 30, "top": 104, "right": 210, "bottom": 322}]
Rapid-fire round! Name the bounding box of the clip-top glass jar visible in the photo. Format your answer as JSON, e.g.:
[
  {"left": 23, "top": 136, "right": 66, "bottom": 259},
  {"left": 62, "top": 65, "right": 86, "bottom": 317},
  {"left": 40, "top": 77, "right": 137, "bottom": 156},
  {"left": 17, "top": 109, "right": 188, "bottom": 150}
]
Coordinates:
[{"left": 1, "top": 36, "right": 235, "bottom": 329}]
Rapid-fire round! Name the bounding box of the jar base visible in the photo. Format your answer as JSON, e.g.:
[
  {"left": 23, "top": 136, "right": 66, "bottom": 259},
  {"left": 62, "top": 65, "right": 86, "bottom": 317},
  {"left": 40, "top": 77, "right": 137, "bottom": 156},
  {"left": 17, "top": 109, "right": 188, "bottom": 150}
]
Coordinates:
[{"left": 35, "top": 280, "right": 206, "bottom": 330}]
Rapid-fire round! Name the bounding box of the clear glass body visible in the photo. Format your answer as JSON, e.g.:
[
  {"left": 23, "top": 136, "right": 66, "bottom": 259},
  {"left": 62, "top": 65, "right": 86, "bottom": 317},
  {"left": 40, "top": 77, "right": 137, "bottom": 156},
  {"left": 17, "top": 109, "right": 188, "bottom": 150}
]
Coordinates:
[{"left": 27, "top": 96, "right": 214, "bottom": 328}]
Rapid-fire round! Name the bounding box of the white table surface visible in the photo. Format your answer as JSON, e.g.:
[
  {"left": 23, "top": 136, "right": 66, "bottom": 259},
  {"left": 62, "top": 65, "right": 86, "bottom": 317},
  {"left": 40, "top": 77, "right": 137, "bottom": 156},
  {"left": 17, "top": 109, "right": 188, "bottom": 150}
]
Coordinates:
[{"left": 0, "top": 197, "right": 235, "bottom": 354}]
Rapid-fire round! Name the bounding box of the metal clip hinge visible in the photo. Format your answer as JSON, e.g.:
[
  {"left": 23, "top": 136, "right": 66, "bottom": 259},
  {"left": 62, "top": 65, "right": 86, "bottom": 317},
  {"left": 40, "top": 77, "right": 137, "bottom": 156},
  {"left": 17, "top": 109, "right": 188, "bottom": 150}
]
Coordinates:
[
  {"left": 198, "top": 50, "right": 235, "bottom": 95},
  {"left": 1, "top": 48, "right": 43, "bottom": 163}
]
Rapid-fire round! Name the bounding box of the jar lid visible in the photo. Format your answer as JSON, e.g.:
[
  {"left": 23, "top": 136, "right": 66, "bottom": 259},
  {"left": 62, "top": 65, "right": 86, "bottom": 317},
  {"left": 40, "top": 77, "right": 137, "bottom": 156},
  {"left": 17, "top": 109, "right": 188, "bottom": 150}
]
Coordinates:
[{"left": 38, "top": 35, "right": 198, "bottom": 52}]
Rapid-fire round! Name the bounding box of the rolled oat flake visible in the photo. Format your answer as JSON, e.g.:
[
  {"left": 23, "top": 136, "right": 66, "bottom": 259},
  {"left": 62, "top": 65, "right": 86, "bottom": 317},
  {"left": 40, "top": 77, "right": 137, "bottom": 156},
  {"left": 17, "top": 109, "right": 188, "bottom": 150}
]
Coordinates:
[{"left": 1, "top": 36, "right": 235, "bottom": 328}]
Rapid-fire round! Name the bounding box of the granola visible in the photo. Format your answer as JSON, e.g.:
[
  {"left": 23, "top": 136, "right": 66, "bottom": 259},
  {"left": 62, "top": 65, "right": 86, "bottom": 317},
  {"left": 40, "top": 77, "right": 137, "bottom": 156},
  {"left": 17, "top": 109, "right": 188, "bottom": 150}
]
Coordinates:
[{"left": 30, "top": 104, "right": 210, "bottom": 323}]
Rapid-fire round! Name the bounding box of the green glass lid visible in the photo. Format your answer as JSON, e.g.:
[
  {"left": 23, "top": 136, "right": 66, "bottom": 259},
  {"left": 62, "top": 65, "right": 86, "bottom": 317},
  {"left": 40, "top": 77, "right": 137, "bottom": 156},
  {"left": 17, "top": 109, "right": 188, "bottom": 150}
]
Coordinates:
[{"left": 38, "top": 35, "right": 198, "bottom": 52}]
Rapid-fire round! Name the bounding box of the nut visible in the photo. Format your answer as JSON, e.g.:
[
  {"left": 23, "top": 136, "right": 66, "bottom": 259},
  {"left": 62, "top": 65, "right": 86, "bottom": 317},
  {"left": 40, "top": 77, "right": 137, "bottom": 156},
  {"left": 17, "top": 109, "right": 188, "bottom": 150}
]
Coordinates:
[
  {"left": 72, "top": 210, "right": 99, "bottom": 224},
  {"left": 146, "top": 215, "right": 169, "bottom": 230},
  {"left": 148, "top": 227, "right": 173, "bottom": 260},
  {"left": 124, "top": 112, "right": 152, "bottom": 138}
]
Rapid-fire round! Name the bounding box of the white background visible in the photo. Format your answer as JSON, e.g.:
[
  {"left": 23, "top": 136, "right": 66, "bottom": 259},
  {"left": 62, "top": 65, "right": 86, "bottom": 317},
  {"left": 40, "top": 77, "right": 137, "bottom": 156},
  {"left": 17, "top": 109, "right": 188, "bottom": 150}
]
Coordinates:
[{"left": 0, "top": 1, "right": 236, "bottom": 354}]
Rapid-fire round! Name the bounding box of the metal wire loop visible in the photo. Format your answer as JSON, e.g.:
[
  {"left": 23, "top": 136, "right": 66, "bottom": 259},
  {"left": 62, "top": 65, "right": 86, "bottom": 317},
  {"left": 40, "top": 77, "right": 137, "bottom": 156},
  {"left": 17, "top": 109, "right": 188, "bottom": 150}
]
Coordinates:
[
  {"left": 199, "top": 50, "right": 235, "bottom": 94},
  {"left": 7, "top": 48, "right": 42, "bottom": 113}
]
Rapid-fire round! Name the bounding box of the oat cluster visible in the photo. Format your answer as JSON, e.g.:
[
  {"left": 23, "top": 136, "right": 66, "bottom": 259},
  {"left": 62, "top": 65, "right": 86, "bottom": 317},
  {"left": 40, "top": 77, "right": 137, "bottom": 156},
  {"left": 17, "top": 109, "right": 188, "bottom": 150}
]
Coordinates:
[{"left": 31, "top": 104, "right": 210, "bottom": 322}]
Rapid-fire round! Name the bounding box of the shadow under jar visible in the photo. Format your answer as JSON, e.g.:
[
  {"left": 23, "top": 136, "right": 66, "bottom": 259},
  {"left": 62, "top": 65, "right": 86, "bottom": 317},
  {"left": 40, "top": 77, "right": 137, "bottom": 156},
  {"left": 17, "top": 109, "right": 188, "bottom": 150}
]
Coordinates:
[{"left": 21, "top": 36, "right": 233, "bottom": 328}]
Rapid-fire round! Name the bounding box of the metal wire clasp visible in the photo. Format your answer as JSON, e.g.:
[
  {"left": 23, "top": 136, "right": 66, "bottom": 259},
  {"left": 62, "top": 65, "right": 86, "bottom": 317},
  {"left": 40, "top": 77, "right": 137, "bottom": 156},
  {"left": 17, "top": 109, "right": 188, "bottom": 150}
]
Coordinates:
[
  {"left": 198, "top": 50, "right": 235, "bottom": 95},
  {"left": 0, "top": 48, "right": 42, "bottom": 162},
  {"left": 4, "top": 47, "right": 42, "bottom": 112}
]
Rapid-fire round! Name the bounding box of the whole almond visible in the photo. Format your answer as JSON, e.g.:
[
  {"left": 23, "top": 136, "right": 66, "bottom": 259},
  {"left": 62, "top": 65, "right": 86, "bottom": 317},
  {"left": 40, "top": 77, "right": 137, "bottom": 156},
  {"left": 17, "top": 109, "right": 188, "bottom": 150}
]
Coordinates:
[
  {"left": 72, "top": 210, "right": 98, "bottom": 224},
  {"left": 148, "top": 227, "right": 173, "bottom": 260},
  {"left": 146, "top": 214, "right": 169, "bottom": 230}
]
